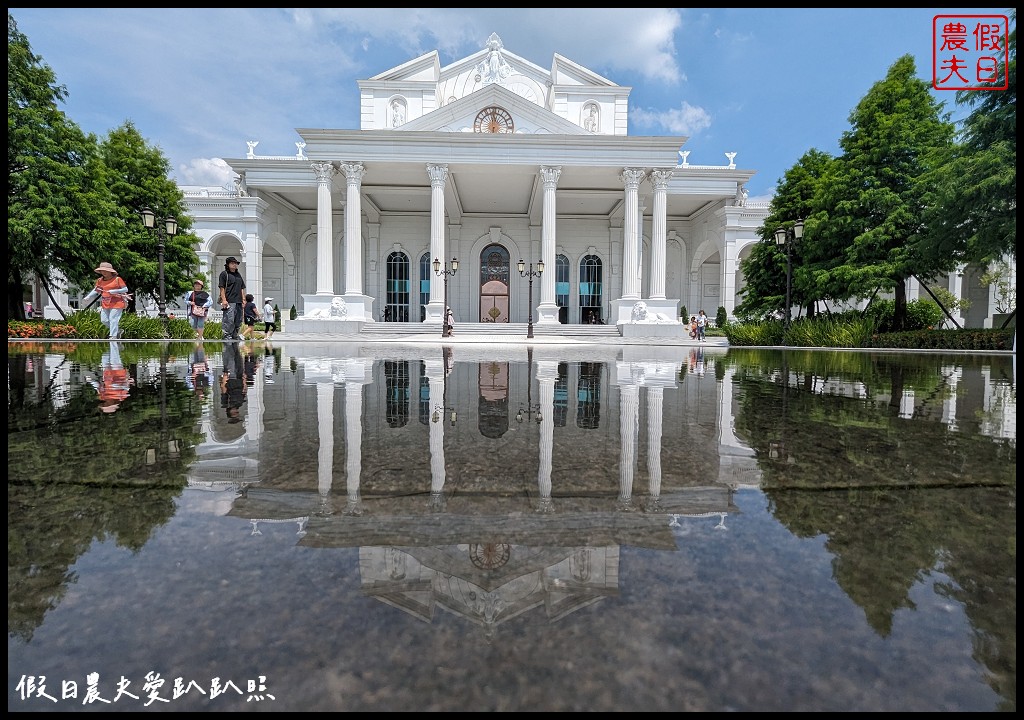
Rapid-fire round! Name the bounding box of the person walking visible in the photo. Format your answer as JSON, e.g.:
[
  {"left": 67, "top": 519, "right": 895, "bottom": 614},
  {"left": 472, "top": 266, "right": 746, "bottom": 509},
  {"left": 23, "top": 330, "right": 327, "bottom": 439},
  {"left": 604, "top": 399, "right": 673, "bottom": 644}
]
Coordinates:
[
  {"left": 241, "top": 293, "right": 259, "bottom": 340},
  {"left": 697, "top": 310, "right": 708, "bottom": 342},
  {"left": 218, "top": 257, "right": 246, "bottom": 341},
  {"left": 262, "top": 297, "right": 276, "bottom": 339},
  {"left": 187, "top": 280, "right": 213, "bottom": 340},
  {"left": 86, "top": 262, "right": 132, "bottom": 339},
  {"left": 444, "top": 306, "right": 455, "bottom": 337}
]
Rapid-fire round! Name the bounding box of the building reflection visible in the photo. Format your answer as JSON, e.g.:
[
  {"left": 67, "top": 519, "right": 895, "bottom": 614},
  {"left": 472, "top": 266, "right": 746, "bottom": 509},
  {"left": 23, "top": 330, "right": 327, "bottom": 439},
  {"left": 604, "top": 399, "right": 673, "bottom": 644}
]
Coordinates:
[{"left": 182, "top": 344, "right": 1014, "bottom": 632}]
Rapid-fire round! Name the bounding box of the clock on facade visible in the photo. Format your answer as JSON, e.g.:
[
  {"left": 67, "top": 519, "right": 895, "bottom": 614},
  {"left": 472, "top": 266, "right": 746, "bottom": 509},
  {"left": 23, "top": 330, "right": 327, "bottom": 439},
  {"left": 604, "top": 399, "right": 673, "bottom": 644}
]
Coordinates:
[{"left": 474, "top": 106, "right": 514, "bottom": 134}]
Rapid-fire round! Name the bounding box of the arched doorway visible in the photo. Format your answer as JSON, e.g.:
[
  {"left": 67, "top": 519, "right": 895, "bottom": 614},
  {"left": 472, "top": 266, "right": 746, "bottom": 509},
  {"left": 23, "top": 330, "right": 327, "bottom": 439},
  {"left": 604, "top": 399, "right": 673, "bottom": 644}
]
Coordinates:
[
  {"left": 418, "top": 253, "right": 431, "bottom": 322},
  {"left": 384, "top": 251, "right": 410, "bottom": 322},
  {"left": 579, "top": 255, "right": 603, "bottom": 324},
  {"left": 479, "top": 245, "right": 510, "bottom": 323}
]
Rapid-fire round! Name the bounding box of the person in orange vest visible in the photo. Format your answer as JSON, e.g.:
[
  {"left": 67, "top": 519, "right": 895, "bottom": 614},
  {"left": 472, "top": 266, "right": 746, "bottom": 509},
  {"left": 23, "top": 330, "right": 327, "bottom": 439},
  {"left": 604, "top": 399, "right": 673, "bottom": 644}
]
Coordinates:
[
  {"left": 95, "top": 341, "right": 132, "bottom": 414},
  {"left": 84, "top": 262, "right": 132, "bottom": 339}
]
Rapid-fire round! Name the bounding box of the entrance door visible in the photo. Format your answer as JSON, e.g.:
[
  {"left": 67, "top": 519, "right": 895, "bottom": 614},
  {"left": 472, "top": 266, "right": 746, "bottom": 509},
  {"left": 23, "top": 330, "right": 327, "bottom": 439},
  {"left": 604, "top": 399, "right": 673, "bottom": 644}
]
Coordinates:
[{"left": 479, "top": 245, "right": 510, "bottom": 323}]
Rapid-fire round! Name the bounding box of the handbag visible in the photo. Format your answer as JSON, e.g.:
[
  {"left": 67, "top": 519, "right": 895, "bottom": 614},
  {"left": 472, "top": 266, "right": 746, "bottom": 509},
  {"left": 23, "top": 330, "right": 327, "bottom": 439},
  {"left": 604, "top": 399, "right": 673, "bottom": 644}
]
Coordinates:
[{"left": 191, "top": 304, "right": 208, "bottom": 318}]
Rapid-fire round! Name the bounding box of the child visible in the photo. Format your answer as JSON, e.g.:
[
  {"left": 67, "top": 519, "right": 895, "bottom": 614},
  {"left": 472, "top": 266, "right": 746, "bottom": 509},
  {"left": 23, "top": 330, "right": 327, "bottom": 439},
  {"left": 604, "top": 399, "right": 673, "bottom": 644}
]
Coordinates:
[
  {"left": 241, "top": 293, "right": 258, "bottom": 339},
  {"left": 690, "top": 315, "right": 698, "bottom": 339}
]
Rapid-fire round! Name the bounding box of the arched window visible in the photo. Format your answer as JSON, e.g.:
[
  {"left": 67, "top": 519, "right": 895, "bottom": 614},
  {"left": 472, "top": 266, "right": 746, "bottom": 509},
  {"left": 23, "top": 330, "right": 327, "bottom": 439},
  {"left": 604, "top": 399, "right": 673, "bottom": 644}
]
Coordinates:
[
  {"left": 385, "top": 361, "right": 410, "bottom": 428},
  {"left": 579, "top": 255, "right": 603, "bottom": 324},
  {"left": 385, "top": 252, "right": 410, "bottom": 322},
  {"left": 555, "top": 254, "right": 570, "bottom": 324},
  {"left": 577, "top": 362, "right": 602, "bottom": 429},
  {"left": 419, "top": 253, "right": 431, "bottom": 322}
]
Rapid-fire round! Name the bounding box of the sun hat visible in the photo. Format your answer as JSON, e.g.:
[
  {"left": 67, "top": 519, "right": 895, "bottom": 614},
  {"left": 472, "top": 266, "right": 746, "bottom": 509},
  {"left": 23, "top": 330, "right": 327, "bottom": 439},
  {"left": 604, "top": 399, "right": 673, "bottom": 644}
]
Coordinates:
[
  {"left": 264, "top": 297, "right": 273, "bottom": 302},
  {"left": 94, "top": 262, "right": 117, "bottom": 275},
  {"left": 193, "top": 280, "right": 204, "bottom": 287}
]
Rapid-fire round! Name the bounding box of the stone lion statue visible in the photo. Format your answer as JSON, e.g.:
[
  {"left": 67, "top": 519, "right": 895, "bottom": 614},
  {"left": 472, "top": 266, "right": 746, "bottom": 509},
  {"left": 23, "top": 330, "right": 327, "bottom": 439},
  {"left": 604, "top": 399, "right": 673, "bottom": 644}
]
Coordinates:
[
  {"left": 307, "top": 296, "right": 348, "bottom": 320},
  {"left": 630, "top": 301, "right": 676, "bottom": 324}
]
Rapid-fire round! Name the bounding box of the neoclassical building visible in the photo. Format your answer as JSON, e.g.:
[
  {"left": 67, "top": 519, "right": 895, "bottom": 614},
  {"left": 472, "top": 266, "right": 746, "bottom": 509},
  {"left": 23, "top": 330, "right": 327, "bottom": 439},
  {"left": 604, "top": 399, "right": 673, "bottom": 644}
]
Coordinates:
[{"left": 181, "top": 32, "right": 770, "bottom": 333}]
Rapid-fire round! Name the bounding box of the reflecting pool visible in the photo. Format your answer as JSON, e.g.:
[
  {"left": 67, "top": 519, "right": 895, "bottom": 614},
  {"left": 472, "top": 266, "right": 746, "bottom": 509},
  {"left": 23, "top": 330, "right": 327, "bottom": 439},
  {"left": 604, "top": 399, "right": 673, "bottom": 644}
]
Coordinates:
[{"left": 7, "top": 340, "right": 1016, "bottom": 712}]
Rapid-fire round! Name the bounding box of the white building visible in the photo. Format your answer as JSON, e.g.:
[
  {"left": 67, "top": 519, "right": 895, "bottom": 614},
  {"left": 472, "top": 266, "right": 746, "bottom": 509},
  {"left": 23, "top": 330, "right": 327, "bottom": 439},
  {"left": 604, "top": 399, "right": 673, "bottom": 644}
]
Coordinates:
[{"left": 181, "top": 32, "right": 767, "bottom": 336}]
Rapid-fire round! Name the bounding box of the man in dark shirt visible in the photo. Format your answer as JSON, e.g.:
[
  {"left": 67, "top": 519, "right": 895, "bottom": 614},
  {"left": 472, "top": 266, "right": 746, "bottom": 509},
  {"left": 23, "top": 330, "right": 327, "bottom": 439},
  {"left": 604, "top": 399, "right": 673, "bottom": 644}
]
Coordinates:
[{"left": 218, "top": 257, "right": 246, "bottom": 341}]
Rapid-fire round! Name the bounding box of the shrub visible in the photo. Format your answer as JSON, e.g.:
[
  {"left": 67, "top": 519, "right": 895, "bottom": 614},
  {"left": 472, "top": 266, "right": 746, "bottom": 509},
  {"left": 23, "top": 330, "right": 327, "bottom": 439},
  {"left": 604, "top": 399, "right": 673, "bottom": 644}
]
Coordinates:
[
  {"left": 678, "top": 305, "right": 687, "bottom": 323},
  {"left": 715, "top": 306, "right": 728, "bottom": 328},
  {"left": 290, "top": 305, "right": 297, "bottom": 320}
]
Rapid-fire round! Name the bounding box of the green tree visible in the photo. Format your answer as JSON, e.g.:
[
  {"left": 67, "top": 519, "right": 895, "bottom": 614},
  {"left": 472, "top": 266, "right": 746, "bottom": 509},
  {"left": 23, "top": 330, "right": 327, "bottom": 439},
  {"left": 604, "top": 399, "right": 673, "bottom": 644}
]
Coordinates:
[
  {"left": 97, "top": 122, "right": 201, "bottom": 313},
  {"left": 937, "top": 12, "right": 1015, "bottom": 265},
  {"left": 809, "top": 55, "right": 957, "bottom": 331},
  {"left": 736, "top": 149, "right": 831, "bottom": 321},
  {"left": 7, "top": 13, "right": 118, "bottom": 319}
]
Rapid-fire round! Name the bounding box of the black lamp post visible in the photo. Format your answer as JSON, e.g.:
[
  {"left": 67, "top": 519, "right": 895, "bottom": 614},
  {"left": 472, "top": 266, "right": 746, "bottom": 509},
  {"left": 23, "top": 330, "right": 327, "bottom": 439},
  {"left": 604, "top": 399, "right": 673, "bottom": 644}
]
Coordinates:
[
  {"left": 140, "top": 207, "right": 178, "bottom": 335},
  {"left": 433, "top": 257, "right": 459, "bottom": 339},
  {"left": 773, "top": 219, "right": 804, "bottom": 332},
  {"left": 517, "top": 259, "right": 544, "bottom": 339},
  {"left": 517, "top": 345, "right": 542, "bottom": 424}
]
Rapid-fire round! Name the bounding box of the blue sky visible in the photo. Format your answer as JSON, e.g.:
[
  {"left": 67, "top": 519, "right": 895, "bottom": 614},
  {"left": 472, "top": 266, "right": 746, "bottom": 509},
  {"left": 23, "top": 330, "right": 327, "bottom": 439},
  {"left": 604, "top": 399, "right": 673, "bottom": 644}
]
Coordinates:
[{"left": 9, "top": 8, "right": 1012, "bottom": 200}]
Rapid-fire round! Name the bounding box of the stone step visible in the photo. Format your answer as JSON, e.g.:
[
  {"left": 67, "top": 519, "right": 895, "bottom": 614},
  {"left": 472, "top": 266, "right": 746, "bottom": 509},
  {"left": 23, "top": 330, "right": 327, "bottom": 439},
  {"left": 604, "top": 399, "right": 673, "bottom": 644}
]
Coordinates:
[{"left": 360, "top": 322, "right": 621, "bottom": 337}]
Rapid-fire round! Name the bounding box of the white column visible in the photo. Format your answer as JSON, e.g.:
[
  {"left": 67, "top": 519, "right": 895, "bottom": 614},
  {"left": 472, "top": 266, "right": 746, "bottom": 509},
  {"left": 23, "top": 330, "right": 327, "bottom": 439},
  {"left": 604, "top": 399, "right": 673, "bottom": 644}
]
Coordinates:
[
  {"left": 646, "top": 386, "right": 664, "bottom": 510},
  {"left": 621, "top": 168, "right": 646, "bottom": 300},
  {"left": 536, "top": 360, "right": 558, "bottom": 512},
  {"left": 316, "top": 381, "right": 335, "bottom": 515},
  {"left": 311, "top": 162, "right": 336, "bottom": 296},
  {"left": 649, "top": 170, "right": 671, "bottom": 299},
  {"left": 344, "top": 380, "right": 363, "bottom": 515},
  {"left": 426, "top": 164, "right": 448, "bottom": 323},
  {"left": 425, "top": 359, "right": 448, "bottom": 510},
  {"left": 618, "top": 383, "right": 640, "bottom": 508},
  {"left": 537, "top": 166, "right": 561, "bottom": 324},
  {"left": 340, "top": 162, "right": 366, "bottom": 296}
]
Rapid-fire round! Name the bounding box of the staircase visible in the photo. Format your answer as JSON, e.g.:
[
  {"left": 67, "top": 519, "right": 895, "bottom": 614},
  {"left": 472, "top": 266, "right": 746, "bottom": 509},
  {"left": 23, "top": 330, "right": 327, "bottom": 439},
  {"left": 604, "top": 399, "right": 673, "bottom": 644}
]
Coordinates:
[{"left": 359, "top": 322, "right": 621, "bottom": 338}]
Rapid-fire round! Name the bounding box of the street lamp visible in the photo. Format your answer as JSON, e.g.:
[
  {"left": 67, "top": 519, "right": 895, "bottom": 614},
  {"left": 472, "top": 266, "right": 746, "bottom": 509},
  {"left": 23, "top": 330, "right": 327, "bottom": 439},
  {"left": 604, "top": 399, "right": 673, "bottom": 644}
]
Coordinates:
[
  {"left": 433, "top": 257, "right": 459, "bottom": 339},
  {"left": 773, "top": 219, "right": 804, "bottom": 332},
  {"left": 517, "top": 345, "right": 541, "bottom": 424},
  {"left": 140, "top": 207, "right": 179, "bottom": 335},
  {"left": 517, "top": 259, "right": 544, "bottom": 339}
]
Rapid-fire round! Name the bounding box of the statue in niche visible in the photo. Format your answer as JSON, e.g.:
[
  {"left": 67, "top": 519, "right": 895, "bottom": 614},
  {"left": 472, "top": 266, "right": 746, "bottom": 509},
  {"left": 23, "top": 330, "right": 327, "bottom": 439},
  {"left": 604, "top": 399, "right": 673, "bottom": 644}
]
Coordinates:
[
  {"left": 307, "top": 296, "right": 348, "bottom": 320},
  {"left": 583, "top": 103, "right": 599, "bottom": 132},
  {"left": 476, "top": 32, "right": 513, "bottom": 84},
  {"left": 391, "top": 99, "right": 406, "bottom": 128},
  {"left": 246, "top": 140, "right": 259, "bottom": 158}
]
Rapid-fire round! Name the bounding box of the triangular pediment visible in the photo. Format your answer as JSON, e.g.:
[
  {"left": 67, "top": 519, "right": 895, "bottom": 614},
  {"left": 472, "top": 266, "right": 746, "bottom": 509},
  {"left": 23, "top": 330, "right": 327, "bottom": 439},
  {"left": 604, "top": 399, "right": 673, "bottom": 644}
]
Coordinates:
[
  {"left": 400, "top": 84, "right": 586, "bottom": 135},
  {"left": 368, "top": 50, "right": 441, "bottom": 83},
  {"left": 551, "top": 53, "right": 619, "bottom": 88}
]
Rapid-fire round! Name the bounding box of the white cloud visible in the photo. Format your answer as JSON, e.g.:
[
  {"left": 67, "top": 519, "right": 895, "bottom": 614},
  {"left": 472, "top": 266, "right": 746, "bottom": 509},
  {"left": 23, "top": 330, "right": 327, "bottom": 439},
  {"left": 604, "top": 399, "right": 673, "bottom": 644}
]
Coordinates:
[
  {"left": 631, "top": 101, "right": 712, "bottom": 136},
  {"left": 177, "top": 158, "right": 233, "bottom": 188}
]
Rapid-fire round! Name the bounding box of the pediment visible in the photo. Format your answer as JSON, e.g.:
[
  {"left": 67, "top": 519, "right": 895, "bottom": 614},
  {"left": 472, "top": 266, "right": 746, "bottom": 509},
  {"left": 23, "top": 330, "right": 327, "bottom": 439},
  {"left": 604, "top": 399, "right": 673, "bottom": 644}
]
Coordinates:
[
  {"left": 551, "top": 53, "right": 618, "bottom": 88},
  {"left": 368, "top": 50, "right": 441, "bottom": 83},
  {"left": 400, "top": 84, "right": 587, "bottom": 135}
]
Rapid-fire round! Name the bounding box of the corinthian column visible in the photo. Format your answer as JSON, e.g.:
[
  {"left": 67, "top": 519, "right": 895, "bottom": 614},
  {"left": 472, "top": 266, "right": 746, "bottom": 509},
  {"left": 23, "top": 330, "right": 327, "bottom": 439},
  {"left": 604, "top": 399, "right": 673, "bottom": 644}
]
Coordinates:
[
  {"left": 344, "top": 376, "right": 364, "bottom": 516},
  {"left": 649, "top": 170, "right": 672, "bottom": 300},
  {"left": 536, "top": 360, "right": 558, "bottom": 512},
  {"left": 426, "top": 164, "right": 449, "bottom": 323},
  {"left": 621, "top": 168, "right": 646, "bottom": 300},
  {"left": 316, "top": 381, "right": 335, "bottom": 516},
  {"left": 311, "top": 162, "right": 336, "bottom": 295},
  {"left": 618, "top": 383, "right": 640, "bottom": 509},
  {"left": 537, "top": 166, "right": 561, "bottom": 324},
  {"left": 340, "top": 162, "right": 366, "bottom": 296},
  {"left": 646, "top": 385, "right": 664, "bottom": 511}
]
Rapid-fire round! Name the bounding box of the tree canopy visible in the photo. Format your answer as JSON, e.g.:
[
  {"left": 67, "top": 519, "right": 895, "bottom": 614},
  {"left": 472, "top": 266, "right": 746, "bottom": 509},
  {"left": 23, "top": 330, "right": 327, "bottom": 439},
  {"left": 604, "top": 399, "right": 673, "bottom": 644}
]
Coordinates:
[{"left": 7, "top": 13, "right": 199, "bottom": 320}]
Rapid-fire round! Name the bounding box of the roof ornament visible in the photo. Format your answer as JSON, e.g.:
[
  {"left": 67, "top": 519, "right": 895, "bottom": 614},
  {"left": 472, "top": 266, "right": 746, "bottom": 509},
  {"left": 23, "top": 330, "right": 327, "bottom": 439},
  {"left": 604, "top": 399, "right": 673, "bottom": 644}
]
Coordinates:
[
  {"left": 475, "top": 32, "right": 513, "bottom": 85},
  {"left": 725, "top": 152, "right": 737, "bottom": 169}
]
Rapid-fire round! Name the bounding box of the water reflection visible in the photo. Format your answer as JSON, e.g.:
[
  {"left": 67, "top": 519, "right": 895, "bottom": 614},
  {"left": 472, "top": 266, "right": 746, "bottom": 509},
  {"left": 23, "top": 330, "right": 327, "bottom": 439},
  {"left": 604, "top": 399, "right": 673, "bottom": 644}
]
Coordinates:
[{"left": 7, "top": 342, "right": 1016, "bottom": 711}]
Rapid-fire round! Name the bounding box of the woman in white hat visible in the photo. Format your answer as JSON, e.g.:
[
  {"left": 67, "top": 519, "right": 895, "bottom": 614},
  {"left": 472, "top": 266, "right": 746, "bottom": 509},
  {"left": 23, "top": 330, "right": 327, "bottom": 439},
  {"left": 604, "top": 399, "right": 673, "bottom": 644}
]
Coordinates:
[
  {"left": 89, "top": 262, "right": 132, "bottom": 339},
  {"left": 262, "top": 297, "right": 276, "bottom": 339}
]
